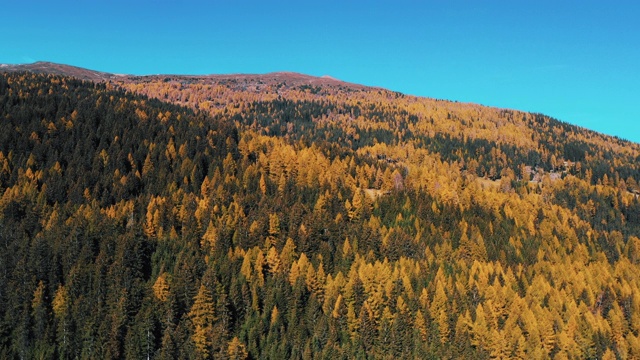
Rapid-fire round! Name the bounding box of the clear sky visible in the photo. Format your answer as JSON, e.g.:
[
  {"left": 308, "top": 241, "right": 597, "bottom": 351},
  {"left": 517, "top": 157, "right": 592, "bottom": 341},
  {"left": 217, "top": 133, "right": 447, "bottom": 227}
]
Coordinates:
[{"left": 2, "top": 1, "right": 639, "bottom": 143}]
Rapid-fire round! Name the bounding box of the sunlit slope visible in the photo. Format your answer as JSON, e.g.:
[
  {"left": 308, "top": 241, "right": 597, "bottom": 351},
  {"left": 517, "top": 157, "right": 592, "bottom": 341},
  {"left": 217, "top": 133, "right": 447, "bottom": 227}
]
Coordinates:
[{"left": 1, "top": 68, "right": 639, "bottom": 358}]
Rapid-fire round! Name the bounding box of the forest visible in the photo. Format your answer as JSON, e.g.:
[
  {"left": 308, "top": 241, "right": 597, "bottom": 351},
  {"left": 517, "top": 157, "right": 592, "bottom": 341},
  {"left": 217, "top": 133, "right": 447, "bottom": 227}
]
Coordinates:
[{"left": 1, "top": 70, "right": 640, "bottom": 359}]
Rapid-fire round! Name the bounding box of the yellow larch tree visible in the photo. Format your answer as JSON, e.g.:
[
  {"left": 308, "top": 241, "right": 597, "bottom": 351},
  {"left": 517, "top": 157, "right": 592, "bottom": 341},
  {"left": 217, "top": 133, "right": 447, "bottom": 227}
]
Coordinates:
[{"left": 189, "top": 284, "right": 216, "bottom": 359}]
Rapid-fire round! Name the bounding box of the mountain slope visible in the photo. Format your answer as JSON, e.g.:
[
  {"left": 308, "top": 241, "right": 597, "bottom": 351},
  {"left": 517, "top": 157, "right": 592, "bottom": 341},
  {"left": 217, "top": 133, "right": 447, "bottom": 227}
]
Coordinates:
[
  {"left": 1, "top": 61, "right": 369, "bottom": 91},
  {"left": 104, "top": 62, "right": 640, "bottom": 190},
  {"left": 1, "top": 66, "right": 640, "bottom": 359},
  {"left": 0, "top": 61, "right": 124, "bottom": 81}
]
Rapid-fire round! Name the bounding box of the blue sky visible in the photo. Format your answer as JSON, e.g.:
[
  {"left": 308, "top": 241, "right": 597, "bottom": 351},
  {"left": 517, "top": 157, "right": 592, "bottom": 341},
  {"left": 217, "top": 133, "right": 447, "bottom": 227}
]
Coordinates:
[{"left": 2, "top": 1, "right": 639, "bottom": 143}]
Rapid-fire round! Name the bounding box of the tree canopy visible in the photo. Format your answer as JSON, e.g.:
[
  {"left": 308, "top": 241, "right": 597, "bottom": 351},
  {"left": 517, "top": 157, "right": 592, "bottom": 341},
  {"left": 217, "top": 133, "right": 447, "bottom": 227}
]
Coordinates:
[{"left": 1, "top": 71, "right": 639, "bottom": 359}]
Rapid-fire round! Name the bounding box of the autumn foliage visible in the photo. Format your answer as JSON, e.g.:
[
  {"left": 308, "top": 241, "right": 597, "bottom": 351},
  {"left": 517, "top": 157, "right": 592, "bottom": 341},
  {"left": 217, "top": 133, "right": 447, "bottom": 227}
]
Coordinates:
[{"left": 0, "top": 71, "right": 639, "bottom": 359}]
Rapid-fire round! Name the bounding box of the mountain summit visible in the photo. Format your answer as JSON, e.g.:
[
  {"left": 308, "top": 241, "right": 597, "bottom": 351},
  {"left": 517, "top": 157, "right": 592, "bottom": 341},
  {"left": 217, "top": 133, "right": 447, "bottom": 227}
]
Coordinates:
[
  {"left": 1, "top": 61, "right": 365, "bottom": 91},
  {"left": 0, "top": 61, "right": 122, "bottom": 81}
]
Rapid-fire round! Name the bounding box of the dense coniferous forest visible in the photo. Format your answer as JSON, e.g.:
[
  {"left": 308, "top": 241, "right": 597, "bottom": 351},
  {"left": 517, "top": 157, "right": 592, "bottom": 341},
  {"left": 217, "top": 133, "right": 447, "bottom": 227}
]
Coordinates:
[{"left": 1, "top": 70, "right": 640, "bottom": 359}]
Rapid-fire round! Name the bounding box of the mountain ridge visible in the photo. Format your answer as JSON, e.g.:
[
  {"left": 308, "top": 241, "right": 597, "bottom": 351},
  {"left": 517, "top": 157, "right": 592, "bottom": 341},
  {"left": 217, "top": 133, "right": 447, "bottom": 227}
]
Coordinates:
[{"left": 0, "top": 61, "right": 371, "bottom": 92}]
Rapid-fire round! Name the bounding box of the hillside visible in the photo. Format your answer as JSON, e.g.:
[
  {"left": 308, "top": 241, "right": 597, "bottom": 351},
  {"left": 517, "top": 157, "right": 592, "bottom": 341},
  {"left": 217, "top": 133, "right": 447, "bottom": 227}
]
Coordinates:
[
  {"left": 1, "top": 66, "right": 640, "bottom": 359},
  {"left": 0, "top": 61, "right": 125, "bottom": 82},
  {"left": 1, "top": 61, "right": 369, "bottom": 91}
]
